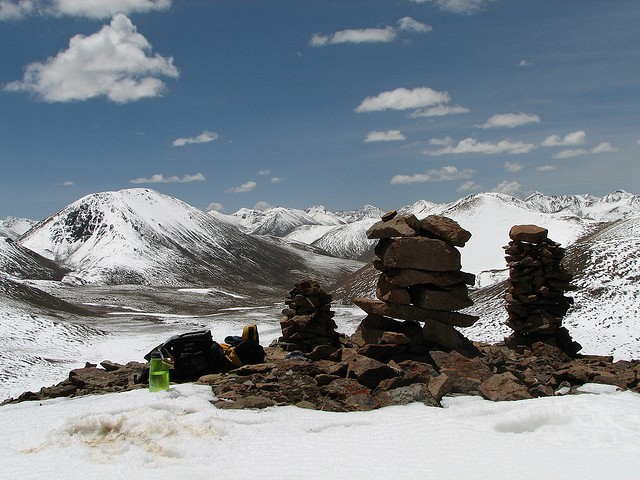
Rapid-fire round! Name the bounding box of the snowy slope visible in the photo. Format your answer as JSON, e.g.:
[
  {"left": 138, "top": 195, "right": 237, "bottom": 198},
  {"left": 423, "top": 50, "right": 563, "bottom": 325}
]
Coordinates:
[
  {"left": 0, "top": 216, "right": 37, "bottom": 240},
  {"left": 437, "top": 192, "right": 592, "bottom": 277},
  {"left": 0, "top": 237, "right": 68, "bottom": 280},
  {"left": 18, "top": 189, "right": 363, "bottom": 289}
]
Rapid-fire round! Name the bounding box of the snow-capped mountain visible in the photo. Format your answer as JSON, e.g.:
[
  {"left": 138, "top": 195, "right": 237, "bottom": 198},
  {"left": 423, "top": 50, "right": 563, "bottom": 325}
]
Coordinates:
[
  {"left": 222, "top": 191, "right": 640, "bottom": 270},
  {"left": 18, "top": 189, "right": 363, "bottom": 289},
  {"left": 0, "top": 216, "right": 37, "bottom": 240},
  {"left": 524, "top": 190, "right": 640, "bottom": 221}
]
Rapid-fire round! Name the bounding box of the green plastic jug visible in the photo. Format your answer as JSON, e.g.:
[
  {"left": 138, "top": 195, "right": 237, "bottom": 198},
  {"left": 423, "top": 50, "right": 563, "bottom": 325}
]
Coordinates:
[{"left": 149, "top": 351, "right": 171, "bottom": 392}]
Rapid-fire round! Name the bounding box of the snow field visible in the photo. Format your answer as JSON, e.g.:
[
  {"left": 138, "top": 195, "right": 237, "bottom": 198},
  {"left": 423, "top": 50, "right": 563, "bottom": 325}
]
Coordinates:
[{"left": 1, "top": 383, "right": 639, "bottom": 479}]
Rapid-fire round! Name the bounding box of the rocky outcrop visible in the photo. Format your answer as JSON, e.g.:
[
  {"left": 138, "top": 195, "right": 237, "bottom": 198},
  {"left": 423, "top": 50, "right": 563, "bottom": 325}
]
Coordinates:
[
  {"left": 504, "top": 225, "right": 581, "bottom": 355},
  {"left": 353, "top": 212, "right": 478, "bottom": 353}
]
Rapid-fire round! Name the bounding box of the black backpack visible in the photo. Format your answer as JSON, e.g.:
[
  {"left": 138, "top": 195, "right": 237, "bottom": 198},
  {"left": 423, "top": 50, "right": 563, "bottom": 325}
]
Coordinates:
[{"left": 145, "top": 329, "right": 226, "bottom": 381}]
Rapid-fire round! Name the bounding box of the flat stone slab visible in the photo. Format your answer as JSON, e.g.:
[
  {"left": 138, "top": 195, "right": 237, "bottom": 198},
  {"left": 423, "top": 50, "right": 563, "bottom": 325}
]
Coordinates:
[
  {"left": 366, "top": 215, "right": 418, "bottom": 239},
  {"left": 353, "top": 297, "right": 478, "bottom": 327},
  {"left": 384, "top": 268, "right": 475, "bottom": 288},
  {"left": 509, "top": 225, "right": 548, "bottom": 243},
  {"left": 382, "top": 237, "right": 461, "bottom": 271}
]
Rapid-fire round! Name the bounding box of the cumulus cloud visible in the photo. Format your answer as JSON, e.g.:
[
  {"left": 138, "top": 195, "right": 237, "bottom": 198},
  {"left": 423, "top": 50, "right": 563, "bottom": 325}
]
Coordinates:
[
  {"left": 410, "top": 0, "right": 497, "bottom": 14},
  {"left": 390, "top": 165, "right": 475, "bottom": 185},
  {"left": 0, "top": 0, "right": 34, "bottom": 20},
  {"left": 429, "top": 137, "right": 453, "bottom": 146},
  {"left": 504, "top": 161, "right": 524, "bottom": 172},
  {"left": 479, "top": 112, "right": 540, "bottom": 129},
  {"left": 4, "top": 14, "right": 179, "bottom": 103},
  {"left": 518, "top": 59, "right": 533, "bottom": 67},
  {"left": 537, "top": 165, "right": 556, "bottom": 172},
  {"left": 256, "top": 169, "right": 271, "bottom": 176},
  {"left": 457, "top": 180, "right": 481, "bottom": 192},
  {"left": 226, "top": 181, "right": 257, "bottom": 193},
  {"left": 542, "top": 130, "right": 586, "bottom": 147},
  {"left": 356, "top": 87, "right": 450, "bottom": 113},
  {"left": 129, "top": 173, "right": 205, "bottom": 184},
  {"left": 310, "top": 17, "right": 430, "bottom": 47},
  {"left": 207, "top": 202, "right": 225, "bottom": 213},
  {"left": 173, "top": 130, "right": 218, "bottom": 147},
  {"left": 409, "top": 104, "right": 470, "bottom": 117},
  {"left": 424, "top": 138, "right": 537, "bottom": 156},
  {"left": 552, "top": 142, "right": 617, "bottom": 159},
  {"left": 397, "top": 16, "right": 432, "bottom": 33},
  {"left": 591, "top": 142, "right": 618, "bottom": 154},
  {"left": 364, "top": 130, "right": 406, "bottom": 143},
  {"left": 254, "top": 201, "right": 272, "bottom": 211},
  {"left": 492, "top": 180, "right": 522, "bottom": 196},
  {"left": 0, "top": 0, "right": 171, "bottom": 20},
  {"left": 553, "top": 149, "right": 588, "bottom": 159},
  {"left": 270, "top": 177, "right": 285, "bottom": 184}
]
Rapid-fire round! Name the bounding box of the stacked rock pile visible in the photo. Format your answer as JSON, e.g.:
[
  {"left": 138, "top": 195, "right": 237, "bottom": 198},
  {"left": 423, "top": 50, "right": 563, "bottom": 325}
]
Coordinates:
[
  {"left": 277, "top": 278, "right": 340, "bottom": 353},
  {"left": 353, "top": 212, "right": 479, "bottom": 354},
  {"left": 504, "top": 225, "right": 581, "bottom": 355}
]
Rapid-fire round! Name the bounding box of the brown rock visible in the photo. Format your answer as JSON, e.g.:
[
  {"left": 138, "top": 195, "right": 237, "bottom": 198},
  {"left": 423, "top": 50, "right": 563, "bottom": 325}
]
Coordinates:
[
  {"left": 419, "top": 215, "right": 472, "bottom": 247},
  {"left": 422, "top": 318, "right": 465, "bottom": 350},
  {"left": 382, "top": 237, "right": 461, "bottom": 271},
  {"left": 347, "top": 356, "right": 401, "bottom": 389},
  {"left": 478, "top": 372, "right": 533, "bottom": 401},
  {"left": 430, "top": 350, "right": 492, "bottom": 393},
  {"left": 376, "top": 275, "right": 411, "bottom": 305},
  {"left": 353, "top": 298, "right": 478, "bottom": 327},
  {"left": 386, "top": 268, "right": 476, "bottom": 288},
  {"left": 509, "top": 225, "right": 549, "bottom": 243},
  {"left": 410, "top": 284, "right": 473, "bottom": 311},
  {"left": 366, "top": 215, "right": 418, "bottom": 239}
]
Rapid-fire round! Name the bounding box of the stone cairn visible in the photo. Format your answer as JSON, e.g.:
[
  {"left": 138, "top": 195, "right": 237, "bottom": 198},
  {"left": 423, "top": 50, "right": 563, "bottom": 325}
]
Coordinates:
[
  {"left": 277, "top": 278, "right": 340, "bottom": 353},
  {"left": 353, "top": 211, "right": 479, "bottom": 358},
  {"left": 504, "top": 224, "right": 581, "bottom": 355}
]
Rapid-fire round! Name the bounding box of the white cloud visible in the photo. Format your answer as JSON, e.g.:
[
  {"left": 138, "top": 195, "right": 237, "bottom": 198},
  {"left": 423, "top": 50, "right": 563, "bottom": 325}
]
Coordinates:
[
  {"left": 518, "top": 59, "right": 533, "bottom": 67},
  {"left": 429, "top": 136, "right": 453, "bottom": 146},
  {"left": 254, "top": 201, "right": 272, "bottom": 211},
  {"left": 207, "top": 202, "right": 225, "bottom": 213},
  {"left": 364, "top": 130, "right": 406, "bottom": 143},
  {"left": 0, "top": 0, "right": 171, "bottom": 20},
  {"left": 542, "top": 130, "right": 586, "bottom": 147},
  {"left": 5, "top": 14, "right": 178, "bottom": 103},
  {"left": 504, "top": 161, "right": 524, "bottom": 172},
  {"left": 51, "top": 0, "right": 171, "bottom": 18},
  {"left": 409, "top": 104, "right": 470, "bottom": 117},
  {"left": 553, "top": 149, "right": 588, "bottom": 159},
  {"left": 457, "top": 180, "right": 481, "bottom": 192},
  {"left": 310, "top": 16, "right": 430, "bottom": 47},
  {"left": 0, "top": 0, "right": 34, "bottom": 20},
  {"left": 129, "top": 173, "right": 205, "bottom": 184},
  {"left": 591, "top": 142, "right": 618, "bottom": 154},
  {"left": 397, "top": 17, "right": 432, "bottom": 33},
  {"left": 424, "top": 138, "right": 537, "bottom": 156},
  {"left": 356, "top": 87, "right": 450, "bottom": 113},
  {"left": 410, "top": 0, "right": 497, "bottom": 14},
  {"left": 310, "top": 27, "right": 396, "bottom": 47},
  {"left": 172, "top": 130, "right": 218, "bottom": 147},
  {"left": 62, "top": 180, "right": 75, "bottom": 186},
  {"left": 537, "top": 165, "right": 556, "bottom": 172},
  {"left": 479, "top": 112, "right": 540, "bottom": 129},
  {"left": 492, "top": 180, "right": 522, "bottom": 196},
  {"left": 390, "top": 165, "right": 475, "bottom": 184},
  {"left": 257, "top": 169, "right": 271, "bottom": 176},
  {"left": 270, "top": 177, "right": 285, "bottom": 184},
  {"left": 226, "top": 181, "right": 257, "bottom": 193}
]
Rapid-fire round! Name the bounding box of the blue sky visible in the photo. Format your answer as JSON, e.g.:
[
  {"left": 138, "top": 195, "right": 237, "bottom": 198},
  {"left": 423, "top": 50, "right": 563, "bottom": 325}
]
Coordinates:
[{"left": 1, "top": 0, "right": 639, "bottom": 220}]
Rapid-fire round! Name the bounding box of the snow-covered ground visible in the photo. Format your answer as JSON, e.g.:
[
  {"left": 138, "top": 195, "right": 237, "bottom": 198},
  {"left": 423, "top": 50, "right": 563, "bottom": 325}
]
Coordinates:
[
  {"left": 1, "top": 382, "right": 638, "bottom": 479},
  {"left": 0, "top": 302, "right": 364, "bottom": 401}
]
